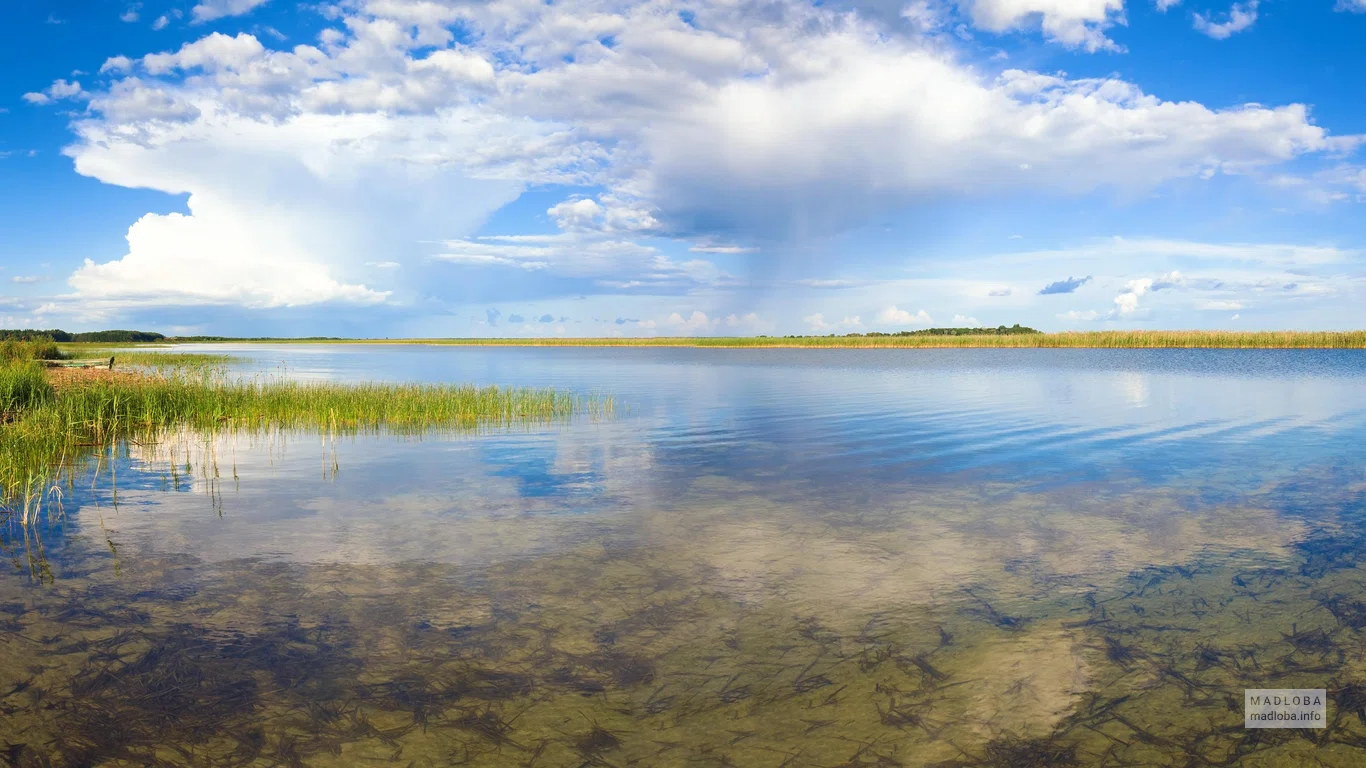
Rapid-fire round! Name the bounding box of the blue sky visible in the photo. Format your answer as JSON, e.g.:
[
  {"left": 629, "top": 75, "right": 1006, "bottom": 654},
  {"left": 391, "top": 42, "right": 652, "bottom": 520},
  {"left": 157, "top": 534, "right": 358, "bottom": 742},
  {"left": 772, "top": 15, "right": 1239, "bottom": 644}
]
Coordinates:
[{"left": 1, "top": 0, "right": 1364, "bottom": 336}]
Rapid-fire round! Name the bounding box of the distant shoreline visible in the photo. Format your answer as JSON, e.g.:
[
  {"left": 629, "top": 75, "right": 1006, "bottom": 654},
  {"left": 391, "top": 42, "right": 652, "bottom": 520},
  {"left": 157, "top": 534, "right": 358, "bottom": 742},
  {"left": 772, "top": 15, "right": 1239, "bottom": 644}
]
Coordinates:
[{"left": 68, "top": 330, "right": 1366, "bottom": 349}]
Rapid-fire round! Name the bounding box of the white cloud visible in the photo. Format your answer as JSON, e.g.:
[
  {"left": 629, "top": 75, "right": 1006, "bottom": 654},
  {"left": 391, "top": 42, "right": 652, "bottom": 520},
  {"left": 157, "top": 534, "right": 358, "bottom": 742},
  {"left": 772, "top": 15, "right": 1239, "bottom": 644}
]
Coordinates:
[
  {"left": 142, "top": 33, "right": 267, "bottom": 74},
  {"left": 644, "top": 59, "right": 1347, "bottom": 238},
  {"left": 666, "top": 310, "right": 714, "bottom": 332},
  {"left": 366, "top": 261, "right": 401, "bottom": 268},
  {"left": 1155, "top": 0, "right": 1181, "bottom": 11},
  {"left": 547, "top": 198, "right": 604, "bottom": 230},
  {"left": 42, "top": 0, "right": 1362, "bottom": 316},
  {"left": 100, "top": 56, "right": 135, "bottom": 74},
  {"left": 1112, "top": 278, "right": 1152, "bottom": 316},
  {"left": 121, "top": 6, "right": 141, "bottom": 22},
  {"left": 66, "top": 201, "right": 389, "bottom": 309},
  {"left": 1103, "top": 270, "right": 1181, "bottom": 317},
  {"left": 152, "top": 15, "right": 170, "bottom": 30},
  {"left": 1193, "top": 1, "right": 1258, "bottom": 39},
  {"left": 626, "top": 309, "right": 771, "bottom": 334},
  {"left": 798, "top": 278, "right": 861, "bottom": 289},
  {"left": 1059, "top": 309, "right": 1099, "bottom": 321},
  {"left": 723, "top": 312, "right": 773, "bottom": 332},
  {"left": 546, "top": 194, "right": 658, "bottom": 234},
  {"left": 192, "top": 0, "right": 270, "bottom": 23},
  {"left": 960, "top": 0, "right": 1126, "bottom": 51},
  {"left": 433, "top": 231, "right": 727, "bottom": 291},
  {"left": 11, "top": 276, "right": 45, "bottom": 284},
  {"left": 804, "top": 313, "right": 863, "bottom": 331},
  {"left": 49, "top": 80, "right": 84, "bottom": 99},
  {"left": 23, "top": 79, "right": 86, "bottom": 105},
  {"left": 876, "top": 305, "right": 933, "bottom": 325},
  {"left": 988, "top": 238, "right": 1356, "bottom": 268},
  {"left": 690, "top": 244, "right": 756, "bottom": 254},
  {"left": 1339, "top": 0, "right": 1366, "bottom": 11},
  {"left": 952, "top": 313, "right": 980, "bottom": 325},
  {"left": 1197, "top": 300, "right": 1245, "bottom": 311}
]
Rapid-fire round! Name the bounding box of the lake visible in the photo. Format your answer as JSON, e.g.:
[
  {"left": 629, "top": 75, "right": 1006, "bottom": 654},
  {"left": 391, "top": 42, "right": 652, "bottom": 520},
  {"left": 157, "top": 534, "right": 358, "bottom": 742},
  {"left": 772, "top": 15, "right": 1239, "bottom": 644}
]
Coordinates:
[{"left": 5, "top": 346, "right": 1366, "bottom": 766}]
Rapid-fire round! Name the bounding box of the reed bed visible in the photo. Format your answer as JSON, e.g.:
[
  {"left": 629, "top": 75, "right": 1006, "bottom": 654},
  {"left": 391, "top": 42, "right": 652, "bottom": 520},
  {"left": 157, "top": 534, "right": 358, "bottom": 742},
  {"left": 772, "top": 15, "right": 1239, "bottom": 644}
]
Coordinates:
[
  {"left": 2, "top": 338, "right": 63, "bottom": 362},
  {"left": 0, "top": 366, "right": 605, "bottom": 523},
  {"left": 233, "top": 330, "right": 1366, "bottom": 349},
  {"left": 65, "top": 348, "right": 237, "bottom": 372}
]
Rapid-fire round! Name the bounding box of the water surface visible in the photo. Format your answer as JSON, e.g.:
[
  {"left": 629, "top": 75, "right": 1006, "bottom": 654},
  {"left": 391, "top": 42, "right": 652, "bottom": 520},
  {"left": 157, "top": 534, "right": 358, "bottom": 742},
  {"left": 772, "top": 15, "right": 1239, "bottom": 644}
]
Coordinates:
[{"left": 5, "top": 347, "right": 1366, "bottom": 766}]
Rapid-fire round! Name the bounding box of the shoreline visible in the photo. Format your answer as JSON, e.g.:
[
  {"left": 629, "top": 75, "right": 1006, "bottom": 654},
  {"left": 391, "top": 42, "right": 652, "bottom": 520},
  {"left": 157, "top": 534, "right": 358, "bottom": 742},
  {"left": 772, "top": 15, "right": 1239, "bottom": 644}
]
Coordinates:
[
  {"left": 2, "top": 351, "right": 606, "bottom": 518},
  {"left": 102, "top": 330, "right": 1366, "bottom": 350}
]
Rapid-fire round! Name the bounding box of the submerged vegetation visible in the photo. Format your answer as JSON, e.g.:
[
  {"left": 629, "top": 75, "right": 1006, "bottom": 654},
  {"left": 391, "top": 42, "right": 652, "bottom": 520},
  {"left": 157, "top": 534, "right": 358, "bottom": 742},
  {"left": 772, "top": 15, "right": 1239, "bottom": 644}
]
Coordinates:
[
  {"left": 0, "top": 344, "right": 606, "bottom": 522},
  {"left": 6, "top": 469, "right": 1366, "bottom": 765}
]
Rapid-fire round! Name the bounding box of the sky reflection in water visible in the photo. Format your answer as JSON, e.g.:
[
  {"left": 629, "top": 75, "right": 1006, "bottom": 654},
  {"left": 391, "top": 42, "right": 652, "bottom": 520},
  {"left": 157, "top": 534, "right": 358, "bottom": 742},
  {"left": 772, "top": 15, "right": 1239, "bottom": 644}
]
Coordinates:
[{"left": 4, "top": 347, "right": 1366, "bottom": 767}]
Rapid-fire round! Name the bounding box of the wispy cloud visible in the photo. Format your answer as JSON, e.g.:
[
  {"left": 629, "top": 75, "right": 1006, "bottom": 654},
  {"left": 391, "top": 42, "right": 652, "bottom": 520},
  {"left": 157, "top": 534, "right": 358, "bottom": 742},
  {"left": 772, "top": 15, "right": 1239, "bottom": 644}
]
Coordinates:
[{"left": 1194, "top": 1, "right": 1259, "bottom": 39}]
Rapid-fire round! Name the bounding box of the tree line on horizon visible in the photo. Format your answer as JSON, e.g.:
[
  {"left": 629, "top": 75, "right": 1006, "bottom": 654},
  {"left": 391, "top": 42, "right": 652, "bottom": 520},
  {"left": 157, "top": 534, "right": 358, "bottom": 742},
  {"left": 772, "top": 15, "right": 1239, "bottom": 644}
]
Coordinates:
[
  {"left": 777, "top": 324, "right": 1040, "bottom": 339},
  {"left": 2, "top": 326, "right": 1042, "bottom": 342},
  {"left": 0, "top": 329, "right": 167, "bottom": 343},
  {"left": 0, "top": 329, "right": 352, "bottom": 343}
]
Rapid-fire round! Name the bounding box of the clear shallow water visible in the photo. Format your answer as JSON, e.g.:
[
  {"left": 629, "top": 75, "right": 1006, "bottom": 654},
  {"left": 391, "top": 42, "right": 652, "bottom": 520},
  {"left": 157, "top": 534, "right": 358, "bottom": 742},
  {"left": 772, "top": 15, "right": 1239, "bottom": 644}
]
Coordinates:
[{"left": 5, "top": 347, "right": 1366, "bottom": 766}]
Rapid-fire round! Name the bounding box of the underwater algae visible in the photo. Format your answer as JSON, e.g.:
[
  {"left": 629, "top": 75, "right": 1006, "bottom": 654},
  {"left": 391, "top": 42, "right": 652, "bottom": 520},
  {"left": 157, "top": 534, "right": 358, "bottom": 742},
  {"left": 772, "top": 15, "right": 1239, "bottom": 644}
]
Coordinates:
[{"left": 6, "top": 471, "right": 1366, "bottom": 766}]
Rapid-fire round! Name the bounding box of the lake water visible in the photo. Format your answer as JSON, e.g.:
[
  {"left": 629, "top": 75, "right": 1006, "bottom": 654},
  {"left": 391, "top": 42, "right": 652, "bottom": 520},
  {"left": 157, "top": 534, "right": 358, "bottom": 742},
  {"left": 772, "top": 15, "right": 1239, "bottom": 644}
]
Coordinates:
[{"left": 5, "top": 346, "right": 1366, "bottom": 766}]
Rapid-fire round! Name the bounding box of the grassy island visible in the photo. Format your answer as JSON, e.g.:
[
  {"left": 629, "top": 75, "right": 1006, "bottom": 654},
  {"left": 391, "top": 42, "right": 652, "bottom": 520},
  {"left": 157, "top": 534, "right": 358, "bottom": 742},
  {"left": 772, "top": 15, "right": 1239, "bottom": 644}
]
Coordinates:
[{"left": 1, "top": 340, "right": 603, "bottom": 522}]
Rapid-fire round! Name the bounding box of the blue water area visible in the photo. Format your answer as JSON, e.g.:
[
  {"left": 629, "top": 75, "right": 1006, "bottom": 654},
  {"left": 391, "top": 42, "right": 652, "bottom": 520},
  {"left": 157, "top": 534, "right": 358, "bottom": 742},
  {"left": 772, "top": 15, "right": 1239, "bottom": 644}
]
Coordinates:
[
  {"left": 199, "top": 344, "right": 1366, "bottom": 494},
  {"left": 5, "top": 346, "right": 1366, "bottom": 766}
]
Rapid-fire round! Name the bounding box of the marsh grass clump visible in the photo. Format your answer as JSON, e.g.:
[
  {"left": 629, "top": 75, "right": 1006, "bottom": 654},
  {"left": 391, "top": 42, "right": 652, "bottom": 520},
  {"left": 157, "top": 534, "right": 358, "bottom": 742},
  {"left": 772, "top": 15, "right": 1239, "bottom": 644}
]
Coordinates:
[
  {"left": 1, "top": 338, "right": 63, "bottom": 363},
  {"left": 57, "top": 345, "right": 236, "bottom": 375},
  {"left": 0, "top": 362, "right": 54, "bottom": 421},
  {"left": 0, "top": 366, "right": 607, "bottom": 521}
]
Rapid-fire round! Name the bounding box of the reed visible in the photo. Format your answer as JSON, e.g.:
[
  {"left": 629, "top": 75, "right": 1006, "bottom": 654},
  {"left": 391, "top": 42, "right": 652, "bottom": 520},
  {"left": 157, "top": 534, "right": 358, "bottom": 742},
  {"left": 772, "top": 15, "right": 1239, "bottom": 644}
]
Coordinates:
[
  {"left": 1, "top": 338, "right": 64, "bottom": 362},
  {"left": 0, "top": 365, "right": 606, "bottom": 521},
  {"left": 209, "top": 330, "right": 1366, "bottom": 349},
  {"left": 0, "top": 361, "right": 55, "bottom": 419},
  {"left": 66, "top": 348, "right": 237, "bottom": 372}
]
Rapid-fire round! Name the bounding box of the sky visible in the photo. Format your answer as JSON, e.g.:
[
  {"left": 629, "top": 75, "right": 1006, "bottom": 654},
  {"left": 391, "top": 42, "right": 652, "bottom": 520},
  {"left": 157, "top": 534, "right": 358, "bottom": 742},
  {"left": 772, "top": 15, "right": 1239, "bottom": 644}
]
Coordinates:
[{"left": 0, "top": 0, "right": 1364, "bottom": 337}]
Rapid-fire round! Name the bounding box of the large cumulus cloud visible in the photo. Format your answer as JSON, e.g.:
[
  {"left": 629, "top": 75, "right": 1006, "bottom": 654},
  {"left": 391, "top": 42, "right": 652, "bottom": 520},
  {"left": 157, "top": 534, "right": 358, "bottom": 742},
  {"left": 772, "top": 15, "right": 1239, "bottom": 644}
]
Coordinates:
[{"left": 35, "top": 0, "right": 1360, "bottom": 311}]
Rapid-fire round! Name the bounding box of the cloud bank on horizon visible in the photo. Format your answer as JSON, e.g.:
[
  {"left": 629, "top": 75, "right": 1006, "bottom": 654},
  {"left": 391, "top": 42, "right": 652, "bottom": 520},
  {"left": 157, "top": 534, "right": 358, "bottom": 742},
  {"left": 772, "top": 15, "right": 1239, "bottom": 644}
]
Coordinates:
[{"left": 3, "top": 0, "right": 1365, "bottom": 335}]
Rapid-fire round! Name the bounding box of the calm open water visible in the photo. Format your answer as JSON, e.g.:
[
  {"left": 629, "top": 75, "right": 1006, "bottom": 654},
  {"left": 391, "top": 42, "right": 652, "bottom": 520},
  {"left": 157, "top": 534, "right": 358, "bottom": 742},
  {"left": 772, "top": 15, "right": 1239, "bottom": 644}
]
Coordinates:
[{"left": 5, "top": 346, "right": 1366, "bottom": 766}]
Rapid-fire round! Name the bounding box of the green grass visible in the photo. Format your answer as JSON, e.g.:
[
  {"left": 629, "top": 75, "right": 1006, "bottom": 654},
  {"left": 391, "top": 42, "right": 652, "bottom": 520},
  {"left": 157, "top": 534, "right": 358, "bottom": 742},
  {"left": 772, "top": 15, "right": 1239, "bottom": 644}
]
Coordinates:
[
  {"left": 2, "top": 338, "right": 64, "bottom": 362},
  {"left": 63, "top": 347, "right": 238, "bottom": 373},
  {"left": 187, "top": 330, "right": 1366, "bottom": 349},
  {"left": 0, "top": 362, "right": 55, "bottom": 420},
  {"left": 0, "top": 365, "right": 608, "bottom": 523}
]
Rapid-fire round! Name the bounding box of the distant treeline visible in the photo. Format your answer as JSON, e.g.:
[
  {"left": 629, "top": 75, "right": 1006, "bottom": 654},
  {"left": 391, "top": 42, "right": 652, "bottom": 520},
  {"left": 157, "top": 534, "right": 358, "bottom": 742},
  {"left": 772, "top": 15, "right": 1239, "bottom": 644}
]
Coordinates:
[
  {"left": 169, "top": 336, "right": 345, "bottom": 342},
  {"left": 778, "top": 324, "right": 1039, "bottom": 339},
  {"left": 0, "top": 329, "right": 166, "bottom": 343},
  {"left": 2, "top": 330, "right": 353, "bottom": 343}
]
